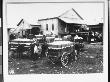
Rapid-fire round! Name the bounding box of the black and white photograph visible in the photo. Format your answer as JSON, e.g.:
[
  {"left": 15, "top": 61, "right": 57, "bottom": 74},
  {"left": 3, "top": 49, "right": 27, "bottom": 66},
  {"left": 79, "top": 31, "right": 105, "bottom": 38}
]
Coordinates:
[
  {"left": 0, "top": 18, "right": 2, "bottom": 81},
  {"left": 3, "top": 0, "right": 108, "bottom": 82},
  {"left": 0, "top": 0, "right": 2, "bottom": 81},
  {"left": 109, "top": 0, "right": 110, "bottom": 68}
]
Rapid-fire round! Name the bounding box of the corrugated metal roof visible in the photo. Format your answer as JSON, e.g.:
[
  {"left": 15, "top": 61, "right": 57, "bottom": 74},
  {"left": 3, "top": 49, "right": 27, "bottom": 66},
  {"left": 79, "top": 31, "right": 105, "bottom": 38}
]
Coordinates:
[
  {"left": 59, "top": 8, "right": 83, "bottom": 20},
  {"left": 58, "top": 17, "right": 85, "bottom": 24},
  {"left": 38, "top": 8, "right": 84, "bottom": 23},
  {"left": 85, "top": 21, "right": 99, "bottom": 25}
]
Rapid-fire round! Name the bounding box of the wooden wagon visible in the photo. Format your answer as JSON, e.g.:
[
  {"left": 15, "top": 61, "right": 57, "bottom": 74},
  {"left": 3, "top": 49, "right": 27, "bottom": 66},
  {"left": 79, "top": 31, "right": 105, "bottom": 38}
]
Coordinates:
[
  {"left": 46, "top": 41, "right": 75, "bottom": 67},
  {"left": 8, "top": 38, "right": 36, "bottom": 57},
  {"left": 9, "top": 38, "right": 35, "bottom": 50}
]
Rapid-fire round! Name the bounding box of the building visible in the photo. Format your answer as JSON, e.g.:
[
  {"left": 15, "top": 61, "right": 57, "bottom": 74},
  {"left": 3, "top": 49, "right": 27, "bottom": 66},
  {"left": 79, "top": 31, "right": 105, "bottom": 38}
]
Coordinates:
[
  {"left": 38, "top": 8, "right": 85, "bottom": 37},
  {"left": 87, "top": 23, "right": 103, "bottom": 34},
  {"left": 13, "top": 19, "right": 41, "bottom": 38}
]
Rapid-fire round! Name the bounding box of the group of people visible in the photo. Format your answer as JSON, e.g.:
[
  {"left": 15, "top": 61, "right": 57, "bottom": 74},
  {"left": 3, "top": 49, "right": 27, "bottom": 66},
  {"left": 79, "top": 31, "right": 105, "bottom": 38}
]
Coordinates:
[
  {"left": 30, "top": 35, "right": 48, "bottom": 60},
  {"left": 89, "top": 31, "right": 103, "bottom": 42},
  {"left": 15, "top": 35, "right": 48, "bottom": 60},
  {"left": 15, "top": 33, "right": 84, "bottom": 60}
]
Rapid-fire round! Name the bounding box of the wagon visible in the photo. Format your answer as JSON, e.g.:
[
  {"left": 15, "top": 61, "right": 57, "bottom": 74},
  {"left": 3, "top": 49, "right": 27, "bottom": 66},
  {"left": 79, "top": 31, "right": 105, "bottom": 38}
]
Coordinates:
[
  {"left": 8, "top": 38, "right": 36, "bottom": 58},
  {"left": 8, "top": 36, "right": 54, "bottom": 58},
  {"left": 46, "top": 41, "right": 75, "bottom": 67},
  {"left": 46, "top": 36, "right": 55, "bottom": 43},
  {"left": 35, "top": 35, "right": 55, "bottom": 43},
  {"left": 9, "top": 38, "right": 35, "bottom": 50}
]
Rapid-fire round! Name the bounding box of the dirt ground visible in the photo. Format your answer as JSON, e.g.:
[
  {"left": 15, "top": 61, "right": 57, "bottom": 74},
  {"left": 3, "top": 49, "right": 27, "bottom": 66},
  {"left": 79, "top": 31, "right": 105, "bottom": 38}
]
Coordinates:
[
  {"left": 8, "top": 43, "right": 103, "bottom": 74},
  {"left": 0, "top": 46, "right": 2, "bottom": 74}
]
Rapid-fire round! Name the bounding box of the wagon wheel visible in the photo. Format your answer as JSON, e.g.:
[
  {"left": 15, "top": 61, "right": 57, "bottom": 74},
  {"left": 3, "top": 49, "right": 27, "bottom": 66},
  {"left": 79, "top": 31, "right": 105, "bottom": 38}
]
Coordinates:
[
  {"left": 8, "top": 50, "right": 16, "bottom": 58},
  {"left": 61, "top": 52, "right": 69, "bottom": 67}
]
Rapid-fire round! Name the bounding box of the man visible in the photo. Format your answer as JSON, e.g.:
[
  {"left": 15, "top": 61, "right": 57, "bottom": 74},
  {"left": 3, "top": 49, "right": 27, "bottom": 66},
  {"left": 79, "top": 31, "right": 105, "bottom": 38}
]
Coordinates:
[
  {"left": 74, "top": 35, "right": 83, "bottom": 60},
  {"left": 41, "top": 35, "right": 48, "bottom": 57}
]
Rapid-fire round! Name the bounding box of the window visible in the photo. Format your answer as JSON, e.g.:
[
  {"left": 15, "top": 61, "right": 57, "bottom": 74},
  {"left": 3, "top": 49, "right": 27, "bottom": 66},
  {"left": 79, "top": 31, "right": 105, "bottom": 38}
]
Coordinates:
[
  {"left": 52, "top": 24, "right": 54, "bottom": 31},
  {"left": 46, "top": 24, "right": 48, "bottom": 31}
]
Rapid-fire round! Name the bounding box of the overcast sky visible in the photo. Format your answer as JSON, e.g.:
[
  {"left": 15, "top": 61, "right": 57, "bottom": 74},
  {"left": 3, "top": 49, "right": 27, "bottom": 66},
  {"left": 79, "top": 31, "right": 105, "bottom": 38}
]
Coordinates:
[{"left": 7, "top": 3, "right": 104, "bottom": 28}]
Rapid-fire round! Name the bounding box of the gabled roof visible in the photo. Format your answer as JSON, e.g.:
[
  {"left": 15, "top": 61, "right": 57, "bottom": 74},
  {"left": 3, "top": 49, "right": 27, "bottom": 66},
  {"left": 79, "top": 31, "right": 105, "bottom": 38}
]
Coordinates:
[
  {"left": 58, "top": 8, "right": 85, "bottom": 24},
  {"left": 11, "top": 19, "right": 31, "bottom": 33},
  {"left": 16, "top": 19, "right": 32, "bottom": 29},
  {"left": 38, "top": 8, "right": 84, "bottom": 24},
  {"left": 38, "top": 17, "right": 58, "bottom": 21},
  {"left": 58, "top": 17, "right": 85, "bottom": 24},
  {"left": 58, "top": 8, "right": 83, "bottom": 20},
  {"left": 17, "top": 19, "right": 24, "bottom": 26},
  {"left": 17, "top": 19, "right": 41, "bottom": 26},
  {"left": 12, "top": 19, "right": 41, "bottom": 33}
]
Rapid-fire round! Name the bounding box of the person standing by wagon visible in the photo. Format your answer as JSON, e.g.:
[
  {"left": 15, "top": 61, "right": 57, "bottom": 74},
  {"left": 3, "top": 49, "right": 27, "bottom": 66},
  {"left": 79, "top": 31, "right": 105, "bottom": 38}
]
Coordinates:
[
  {"left": 30, "top": 42, "right": 39, "bottom": 60},
  {"left": 41, "top": 35, "right": 48, "bottom": 58},
  {"left": 30, "top": 43, "right": 35, "bottom": 60},
  {"left": 17, "top": 44, "right": 25, "bottom": 59},
  {"left": 74, "top": 35, "right": 80, "bottom": 61}
]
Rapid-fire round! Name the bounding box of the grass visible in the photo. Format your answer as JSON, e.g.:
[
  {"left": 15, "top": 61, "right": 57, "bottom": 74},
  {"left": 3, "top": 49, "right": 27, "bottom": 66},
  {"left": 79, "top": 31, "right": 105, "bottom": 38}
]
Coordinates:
[
  {"left": 0, "top": 46, "right": 2, "bottom": 65},
  {"left": 0, "top": 46, "right": 2, "bottom": 74},
  {"left": 8, "top": 43, "right": 103, "bottom": 74}
]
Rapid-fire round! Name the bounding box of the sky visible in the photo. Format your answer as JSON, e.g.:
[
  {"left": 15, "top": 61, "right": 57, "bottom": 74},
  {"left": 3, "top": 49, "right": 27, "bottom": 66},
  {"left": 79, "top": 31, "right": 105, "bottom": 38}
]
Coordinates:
[{"left": 7, "top": 2, "right": 104, "bottom": 28}]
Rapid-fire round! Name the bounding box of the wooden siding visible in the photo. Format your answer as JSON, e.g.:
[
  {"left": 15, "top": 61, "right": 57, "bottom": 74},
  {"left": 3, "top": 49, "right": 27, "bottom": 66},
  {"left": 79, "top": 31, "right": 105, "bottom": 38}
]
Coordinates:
[
  {"left": 58, "top": 19, "right": 67, "bottom": 34},
  {"left": 38, "top": 18, "right": 58, "bottom": 35}
]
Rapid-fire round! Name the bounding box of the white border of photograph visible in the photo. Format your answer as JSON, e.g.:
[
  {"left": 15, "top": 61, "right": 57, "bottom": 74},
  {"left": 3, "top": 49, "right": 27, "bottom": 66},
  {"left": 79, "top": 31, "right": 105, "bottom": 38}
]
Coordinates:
[{"left": 3, "top": 0, "right": 108, "bottom": 82}]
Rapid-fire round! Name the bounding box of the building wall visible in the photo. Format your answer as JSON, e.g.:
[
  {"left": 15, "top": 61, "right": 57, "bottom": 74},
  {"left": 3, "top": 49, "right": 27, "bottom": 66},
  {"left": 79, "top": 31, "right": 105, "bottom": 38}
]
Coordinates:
[
  {"left": 58, "top": 19, "right": 67, "bottom": 34},
  {"left": 38, "top": 18, "right": 59, "bottom": 35},
  {"left": 31, "top": 25, "right": 41, "bottom": 35},
  {"left": 16, "top": 21, "right": 31, "bottom": 37},
  {"left": 88, "top": 23, "right": 103, "bottom": 33}
]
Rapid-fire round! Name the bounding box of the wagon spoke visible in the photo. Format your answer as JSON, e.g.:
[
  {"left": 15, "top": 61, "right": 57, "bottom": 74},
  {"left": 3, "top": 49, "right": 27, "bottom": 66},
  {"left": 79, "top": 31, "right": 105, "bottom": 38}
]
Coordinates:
[{"left": 61, "top": 52, "right": 69, "bottom": 67}]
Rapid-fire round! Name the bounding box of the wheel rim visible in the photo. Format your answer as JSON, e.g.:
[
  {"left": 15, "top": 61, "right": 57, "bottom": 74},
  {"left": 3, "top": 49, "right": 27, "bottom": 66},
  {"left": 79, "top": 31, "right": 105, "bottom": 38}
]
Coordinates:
[{"left": 61, "top": 52, "right": 68, "bottom": 67}]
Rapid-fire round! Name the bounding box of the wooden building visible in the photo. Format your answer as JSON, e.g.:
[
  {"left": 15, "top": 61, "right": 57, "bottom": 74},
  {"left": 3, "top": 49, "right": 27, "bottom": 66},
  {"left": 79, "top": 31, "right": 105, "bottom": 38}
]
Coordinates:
[
  {"left": 13, "top": 19, "right": 41, "bottom": 38},
  {"left": 38, "top": 8, "right": 85, "bottom": 37},
  {"left": 87, "top": 23, "right": 103, "bottom": 33}
]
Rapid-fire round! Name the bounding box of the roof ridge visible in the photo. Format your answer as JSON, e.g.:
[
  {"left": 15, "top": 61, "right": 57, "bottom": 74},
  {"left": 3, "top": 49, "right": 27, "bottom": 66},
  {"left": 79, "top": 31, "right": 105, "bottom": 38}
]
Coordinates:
[
  {"left": 58, "top": 8, "right": 83, "bottom": 20},
  {"left": 71, "top": 8, "right": 83, "bottom": 20},
  {"left": 17, "top": 19, "right": 24, "bottom": 26},
  {"left": 58, "top": 9, "right": 70, "bottom": 17},
  {"left": 38, "top": 8, "right": 84, "bottom": 21}
]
